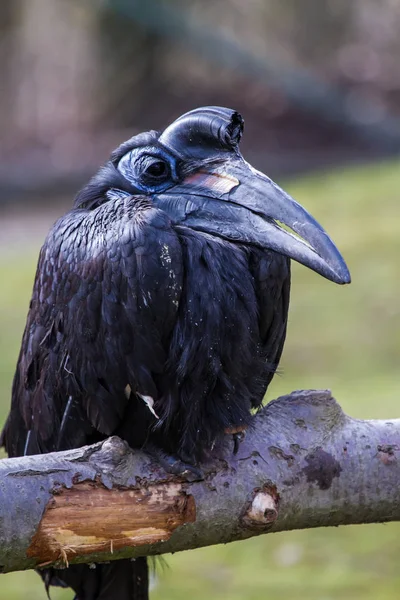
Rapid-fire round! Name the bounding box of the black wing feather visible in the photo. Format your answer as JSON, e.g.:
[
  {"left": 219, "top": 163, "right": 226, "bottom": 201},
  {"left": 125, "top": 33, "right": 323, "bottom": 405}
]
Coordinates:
[
  {"left": 1, "top": 195, "right": 182, "bottom": 457},
  {"left": 250, "top": 249, "right": 291, "bottom": 396}
]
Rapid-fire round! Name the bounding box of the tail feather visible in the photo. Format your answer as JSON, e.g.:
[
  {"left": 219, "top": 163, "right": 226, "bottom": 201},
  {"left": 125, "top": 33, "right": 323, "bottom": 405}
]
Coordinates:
[{"left": 41, "top": 557, "right": 148, "bottom": 600}]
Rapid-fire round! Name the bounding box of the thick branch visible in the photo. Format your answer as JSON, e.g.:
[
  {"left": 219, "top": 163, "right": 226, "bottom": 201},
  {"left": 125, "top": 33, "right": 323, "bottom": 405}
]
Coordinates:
[{"left": 0, "top": 390, "right": 399, "bottom": 573}]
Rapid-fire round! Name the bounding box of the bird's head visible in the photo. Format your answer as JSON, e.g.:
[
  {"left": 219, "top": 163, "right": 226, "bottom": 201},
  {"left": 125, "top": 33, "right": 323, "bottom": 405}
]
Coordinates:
[{"left": 76, "top": 106, "right": 350, "bottom": 284}]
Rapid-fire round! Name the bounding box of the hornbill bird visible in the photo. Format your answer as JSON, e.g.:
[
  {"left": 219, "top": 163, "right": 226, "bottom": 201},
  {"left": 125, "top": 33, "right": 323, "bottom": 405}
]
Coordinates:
[{"left": 1, "top": 107, "right": 350, "bottom": 599}]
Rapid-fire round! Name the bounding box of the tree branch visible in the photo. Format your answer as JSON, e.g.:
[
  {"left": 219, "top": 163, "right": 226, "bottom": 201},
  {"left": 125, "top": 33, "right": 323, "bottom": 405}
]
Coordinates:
[{"left": 0, "top": 389, "right": 399, "bottom": 574}]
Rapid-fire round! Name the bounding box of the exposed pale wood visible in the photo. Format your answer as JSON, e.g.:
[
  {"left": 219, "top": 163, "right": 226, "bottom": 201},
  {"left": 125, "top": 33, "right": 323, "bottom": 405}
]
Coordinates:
[{"left": 27, "top": 482, "right": 196, "bottom": 567}]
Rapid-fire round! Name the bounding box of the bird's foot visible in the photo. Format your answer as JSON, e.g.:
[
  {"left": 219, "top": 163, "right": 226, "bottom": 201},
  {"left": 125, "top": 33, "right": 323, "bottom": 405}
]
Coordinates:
[
  {"left": 225, "top": 425, "right": 247, "bottom": 454},
  {"left": 144, "top": 443, "right": 203, "bottom": 482}
]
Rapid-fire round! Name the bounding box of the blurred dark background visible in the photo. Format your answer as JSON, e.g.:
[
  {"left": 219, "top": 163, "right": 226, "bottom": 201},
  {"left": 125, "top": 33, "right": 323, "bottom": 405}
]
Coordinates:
[
  {"left": 2, "top": 0, "right": 400, "bottom": 203},
  {"left": 1, "top": 1, "right": 400, "bottom": 599}
]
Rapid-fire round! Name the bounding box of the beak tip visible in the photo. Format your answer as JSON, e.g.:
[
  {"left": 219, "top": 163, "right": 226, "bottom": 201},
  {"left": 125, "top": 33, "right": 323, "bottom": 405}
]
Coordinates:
[
  {"left": 339, "top": 275, "right": 351, "bottom": 285},
  {"left": 332, "top": 264, "right": 351, "bottom": 285}
]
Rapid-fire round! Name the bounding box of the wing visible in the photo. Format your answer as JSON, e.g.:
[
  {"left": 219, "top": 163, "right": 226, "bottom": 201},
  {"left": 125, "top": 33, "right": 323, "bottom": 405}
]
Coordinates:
[
  {"left": 1, "top": 195, "right": 183, "bottom": 457},
  {"left": 250, "top": 249, "right": 291, "bottom": 394}
]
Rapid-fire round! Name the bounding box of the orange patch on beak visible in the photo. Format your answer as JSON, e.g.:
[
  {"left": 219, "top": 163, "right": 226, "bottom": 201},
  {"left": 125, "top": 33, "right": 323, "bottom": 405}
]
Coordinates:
[{"left": 184, "top": 170, "right": 239, "bottom": 195}]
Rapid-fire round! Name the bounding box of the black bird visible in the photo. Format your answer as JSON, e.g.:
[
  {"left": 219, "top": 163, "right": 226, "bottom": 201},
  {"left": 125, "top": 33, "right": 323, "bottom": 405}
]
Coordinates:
[{"left": 1, "top": 107, "right": 350, "bottom": 599}]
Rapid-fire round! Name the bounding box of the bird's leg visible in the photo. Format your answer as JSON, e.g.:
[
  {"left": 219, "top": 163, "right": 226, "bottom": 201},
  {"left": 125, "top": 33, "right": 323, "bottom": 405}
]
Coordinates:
[
  {"left": 225, "top": 425, "right": 248, "bottom": 454},
  {"left": 144, "top": 443, "right": 204, "bottom": 482}
]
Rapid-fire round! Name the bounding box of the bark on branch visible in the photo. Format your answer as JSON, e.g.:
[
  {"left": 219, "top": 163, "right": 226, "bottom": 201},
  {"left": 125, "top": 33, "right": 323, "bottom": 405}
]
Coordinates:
[{"left": 0, "top": 389, "right": 399, "bottom": 574}]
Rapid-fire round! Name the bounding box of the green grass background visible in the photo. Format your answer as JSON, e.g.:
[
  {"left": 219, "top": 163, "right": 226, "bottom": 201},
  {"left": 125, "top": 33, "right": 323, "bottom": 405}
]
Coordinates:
[{"left": 0, "top": 160, "right": 399, "bottom": 599}]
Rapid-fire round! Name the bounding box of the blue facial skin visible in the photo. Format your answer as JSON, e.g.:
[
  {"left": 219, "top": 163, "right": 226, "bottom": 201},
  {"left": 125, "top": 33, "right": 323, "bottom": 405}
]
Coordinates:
[{"left": 117, "top": 146, "right": 180, "bottom": 195}]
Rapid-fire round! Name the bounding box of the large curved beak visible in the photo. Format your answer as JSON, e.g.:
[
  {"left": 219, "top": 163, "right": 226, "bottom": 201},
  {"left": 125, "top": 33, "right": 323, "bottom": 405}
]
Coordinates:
[{"left": 153, "top": 158, "right": 351, "bottom": 284}]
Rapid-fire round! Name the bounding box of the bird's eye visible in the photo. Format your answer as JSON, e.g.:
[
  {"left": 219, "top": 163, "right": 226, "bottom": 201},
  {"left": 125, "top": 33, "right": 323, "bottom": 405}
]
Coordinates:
[
  {"left": 142, "top": 159, "right": 169, "bottom": 181},
  {"left": 118, "top": 149, "right": 173, "bottom": 191}
]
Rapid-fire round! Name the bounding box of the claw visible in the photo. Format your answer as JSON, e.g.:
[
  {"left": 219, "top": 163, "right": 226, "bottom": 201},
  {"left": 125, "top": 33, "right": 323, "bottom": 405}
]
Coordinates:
[
  {"left": 145, "top": 443, "right": 203, "bottom": 482},
  {"left": 225, "top": 426, "right": 247, "bottom": 455},
  {"left": 232, "top": 431, "right": 245, "bottom": 454}
]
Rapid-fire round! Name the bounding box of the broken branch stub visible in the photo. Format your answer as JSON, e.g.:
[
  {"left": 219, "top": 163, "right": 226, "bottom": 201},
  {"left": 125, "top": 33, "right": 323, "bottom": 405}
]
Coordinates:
[{"left": 241, "top": 488, "right": 279, "bottom": 529}]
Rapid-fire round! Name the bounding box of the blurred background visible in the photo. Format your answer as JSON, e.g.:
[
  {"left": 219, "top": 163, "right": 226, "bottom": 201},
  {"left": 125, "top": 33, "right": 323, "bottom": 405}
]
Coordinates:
[{"left": 1, "top": 0, "right": 400, "bottom": 598}]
